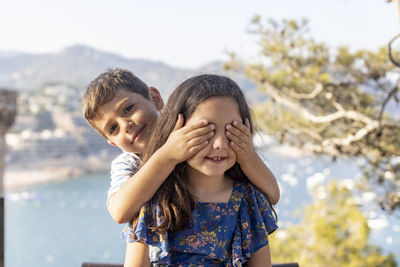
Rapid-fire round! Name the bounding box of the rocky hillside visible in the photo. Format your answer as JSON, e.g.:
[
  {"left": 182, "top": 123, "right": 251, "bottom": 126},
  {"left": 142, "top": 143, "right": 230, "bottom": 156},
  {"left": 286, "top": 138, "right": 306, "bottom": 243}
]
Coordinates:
[{"left": 1, "top": 45, "right": 260, "bottom": 96}]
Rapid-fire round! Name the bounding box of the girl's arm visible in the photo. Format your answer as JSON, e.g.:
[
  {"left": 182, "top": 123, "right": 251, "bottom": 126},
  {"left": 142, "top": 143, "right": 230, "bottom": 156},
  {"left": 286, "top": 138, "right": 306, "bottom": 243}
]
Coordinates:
[
  {"left": 247, "top": 245, "right": 272, "bottom": 267},
  {"left": 226, "top": 119, "right": 280, "bottom": 204},
  {"left": 124, "top": 242, "right": 151, "bottom": 267}
]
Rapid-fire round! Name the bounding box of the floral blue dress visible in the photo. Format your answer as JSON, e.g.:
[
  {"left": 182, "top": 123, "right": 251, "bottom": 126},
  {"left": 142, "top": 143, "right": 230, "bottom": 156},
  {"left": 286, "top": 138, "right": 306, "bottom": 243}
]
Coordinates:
[{"left": 122, "top": 181, "right": 277, "bottom": 266}]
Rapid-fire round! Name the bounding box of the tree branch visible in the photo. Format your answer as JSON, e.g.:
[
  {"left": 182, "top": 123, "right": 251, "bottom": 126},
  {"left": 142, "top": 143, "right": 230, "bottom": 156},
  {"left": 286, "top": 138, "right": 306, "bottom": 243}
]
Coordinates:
[
  {"left": 260, "top": 82, "right": 400, "bottom": 156},
  {"left": 261, "top": 83, "right": 376, "bottom": 125},
  {"left": 388, "top": 33, "right": 400, "bottom": 67},
  {"left": 322, "top": 121, "right": 379, "bottom": 147},
  {"left": 378, "top": 81, "right": 399, "bottom": 131},
  {"left": 283, "top": 125, "right": 323, "bottom": 142},
  {"left": 286, "top": 83, "right": 324, "bottom": 99}
]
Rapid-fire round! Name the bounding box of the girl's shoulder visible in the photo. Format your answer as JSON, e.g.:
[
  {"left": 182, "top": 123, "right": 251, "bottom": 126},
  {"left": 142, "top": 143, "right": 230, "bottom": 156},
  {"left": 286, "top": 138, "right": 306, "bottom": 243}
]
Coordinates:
[
  {"left": 232, "top": 181, "right": 268, "bottom": 202},
  {"left": 228, "top": 180, "right": 278, "bottom": 264},
  {"left": 233, "top": 180, "right": 277, "bottom": 234}
]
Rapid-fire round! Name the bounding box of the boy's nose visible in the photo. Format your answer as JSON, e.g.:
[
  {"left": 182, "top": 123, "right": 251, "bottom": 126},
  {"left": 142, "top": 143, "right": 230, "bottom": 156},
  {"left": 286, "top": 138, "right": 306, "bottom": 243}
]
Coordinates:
[
  {"left": 212, "top": 134, "right": 229, "bottom": 150},
  {"left": 124, "top": 120, "right": 134, "bottom": 133}
]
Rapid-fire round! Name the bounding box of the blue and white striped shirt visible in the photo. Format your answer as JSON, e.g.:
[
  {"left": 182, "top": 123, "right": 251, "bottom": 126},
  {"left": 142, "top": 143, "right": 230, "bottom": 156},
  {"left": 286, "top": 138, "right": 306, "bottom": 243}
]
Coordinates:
[{"left": 107, "top": 152, "right": 142, "bottom": 204}]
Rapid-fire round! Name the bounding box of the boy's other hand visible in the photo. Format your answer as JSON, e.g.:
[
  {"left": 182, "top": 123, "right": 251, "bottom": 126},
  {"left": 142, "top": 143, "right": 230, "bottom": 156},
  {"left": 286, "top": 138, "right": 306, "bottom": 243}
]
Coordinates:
[
  {"left": 162, "top": 114, "right": 214, "bottom": 164},
  {"left": 225, "top": 118, "right": 256, "bottom": 166}
]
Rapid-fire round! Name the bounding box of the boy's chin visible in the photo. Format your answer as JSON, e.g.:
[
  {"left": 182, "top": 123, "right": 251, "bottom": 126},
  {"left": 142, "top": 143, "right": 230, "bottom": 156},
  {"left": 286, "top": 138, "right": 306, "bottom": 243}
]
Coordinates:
[{"left": 125, "top": 144, "right": 146, "bottom": 155}]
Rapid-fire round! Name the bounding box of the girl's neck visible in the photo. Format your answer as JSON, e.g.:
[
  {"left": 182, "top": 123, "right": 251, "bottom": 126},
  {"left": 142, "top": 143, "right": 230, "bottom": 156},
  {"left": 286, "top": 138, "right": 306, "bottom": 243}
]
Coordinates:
[{"left": 187, "top": 172, "right": 234, "bottom": 203}]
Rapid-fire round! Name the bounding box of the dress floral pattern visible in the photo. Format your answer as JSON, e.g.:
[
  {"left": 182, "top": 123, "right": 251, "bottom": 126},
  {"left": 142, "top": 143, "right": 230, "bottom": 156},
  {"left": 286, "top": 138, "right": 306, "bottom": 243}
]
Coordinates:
[{"left": 122, "top": 181, "right": 277, "bottom": 266}]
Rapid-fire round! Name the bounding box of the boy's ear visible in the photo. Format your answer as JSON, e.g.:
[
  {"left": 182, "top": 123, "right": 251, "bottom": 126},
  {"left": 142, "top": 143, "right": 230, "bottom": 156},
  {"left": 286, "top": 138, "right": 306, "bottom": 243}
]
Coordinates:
[
  {"left": 107, "top": 140, "right": 117, "bottom": 147},
  {"left": 148, "top": 87, "right": 164, "bottom": 111}
]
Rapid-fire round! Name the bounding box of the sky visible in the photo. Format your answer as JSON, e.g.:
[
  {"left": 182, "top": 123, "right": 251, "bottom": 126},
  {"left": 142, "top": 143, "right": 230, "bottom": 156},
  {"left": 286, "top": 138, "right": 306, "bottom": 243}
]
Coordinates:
[{"left": 0, "top": 0, "right": 399, "bottom": 68}]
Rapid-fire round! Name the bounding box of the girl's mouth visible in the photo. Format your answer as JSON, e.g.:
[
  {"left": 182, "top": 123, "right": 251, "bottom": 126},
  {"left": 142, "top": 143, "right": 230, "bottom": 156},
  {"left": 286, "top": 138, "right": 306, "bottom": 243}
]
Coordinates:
[{"left": 206, "top": 156, "right": 226, "bottom": 162}]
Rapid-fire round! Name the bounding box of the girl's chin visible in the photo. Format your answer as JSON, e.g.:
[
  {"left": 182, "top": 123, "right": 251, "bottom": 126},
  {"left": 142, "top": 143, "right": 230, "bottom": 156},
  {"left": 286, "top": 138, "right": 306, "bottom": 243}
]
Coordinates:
[{"left": 196, "top": 169, "right": 228, "bottom": 178}]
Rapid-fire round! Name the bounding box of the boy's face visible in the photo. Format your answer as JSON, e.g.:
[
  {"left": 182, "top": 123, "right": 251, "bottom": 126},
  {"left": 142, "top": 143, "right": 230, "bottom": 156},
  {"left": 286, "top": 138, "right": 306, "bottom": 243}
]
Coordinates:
[{"left": 93, "top": 87, "right": 163, "bottom": 155}]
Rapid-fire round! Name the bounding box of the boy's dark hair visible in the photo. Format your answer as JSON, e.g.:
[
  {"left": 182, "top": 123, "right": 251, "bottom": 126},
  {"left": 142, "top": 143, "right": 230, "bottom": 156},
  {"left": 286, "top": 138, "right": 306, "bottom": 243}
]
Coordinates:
[{"left": 82, "top": 68, "right": 149, "bottom": 137}]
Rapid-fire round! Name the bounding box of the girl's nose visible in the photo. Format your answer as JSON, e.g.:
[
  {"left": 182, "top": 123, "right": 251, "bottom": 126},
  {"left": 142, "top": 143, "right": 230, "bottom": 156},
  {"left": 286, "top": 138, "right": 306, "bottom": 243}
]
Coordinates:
[{"left": 212, "top": 134, "right": 229, "bottom": 150}]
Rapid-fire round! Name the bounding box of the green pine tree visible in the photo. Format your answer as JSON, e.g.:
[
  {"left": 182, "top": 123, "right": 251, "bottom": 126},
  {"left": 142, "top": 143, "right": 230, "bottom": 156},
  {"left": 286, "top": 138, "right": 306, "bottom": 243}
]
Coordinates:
[
  {"left": 270, "top": 180, "right": 397, "bottom": 266},
  {"left": 225, "top": 18, "right": 400, "bottom": 211}
]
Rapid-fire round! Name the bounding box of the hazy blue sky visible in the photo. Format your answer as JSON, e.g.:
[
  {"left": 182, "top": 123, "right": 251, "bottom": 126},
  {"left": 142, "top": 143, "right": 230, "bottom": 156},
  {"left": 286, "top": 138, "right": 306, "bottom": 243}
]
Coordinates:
[{"left": 1, "top": 0, "right": 398, "bottom": 68}]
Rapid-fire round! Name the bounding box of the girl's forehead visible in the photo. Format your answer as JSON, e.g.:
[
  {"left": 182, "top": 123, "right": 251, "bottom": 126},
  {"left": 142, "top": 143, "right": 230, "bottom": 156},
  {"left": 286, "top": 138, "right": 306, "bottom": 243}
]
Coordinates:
[{"left": 189, "top": 96, "right": 241, "bottom": 122}]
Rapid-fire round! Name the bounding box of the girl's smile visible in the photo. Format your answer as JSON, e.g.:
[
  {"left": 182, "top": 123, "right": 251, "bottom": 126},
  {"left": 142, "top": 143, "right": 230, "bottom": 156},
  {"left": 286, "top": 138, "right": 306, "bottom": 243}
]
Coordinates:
[{"left": 205, "top": 156, "right": 227, "bottom": 162}]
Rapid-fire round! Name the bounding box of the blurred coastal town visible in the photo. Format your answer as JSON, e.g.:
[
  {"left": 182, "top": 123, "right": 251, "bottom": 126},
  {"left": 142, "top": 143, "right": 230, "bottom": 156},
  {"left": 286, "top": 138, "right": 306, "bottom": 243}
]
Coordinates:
[
  {"left": 1, "top": 45, "right": 258, "bottom": 190},
  {"left": 4, "top": 83, "right": 120, "bottom": 189},
  {"left": 0, "top": 45, "right": 192, "bottom": 190}
]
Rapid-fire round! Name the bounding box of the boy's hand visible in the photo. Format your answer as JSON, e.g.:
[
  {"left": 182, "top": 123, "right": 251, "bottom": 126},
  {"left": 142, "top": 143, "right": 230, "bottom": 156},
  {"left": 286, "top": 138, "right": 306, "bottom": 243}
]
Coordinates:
[
  {"left": 162, "top": 114, "right": 214, "bottom": 163},
  {"left": 225, "top": 118, "right": 256, "bottom": 165}
]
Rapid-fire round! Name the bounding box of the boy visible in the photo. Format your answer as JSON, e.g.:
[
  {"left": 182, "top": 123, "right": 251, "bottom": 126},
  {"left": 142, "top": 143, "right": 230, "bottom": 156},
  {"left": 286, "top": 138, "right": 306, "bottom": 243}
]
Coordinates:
[
  {"left": 83, "top": 68, "right": 280, "bottom": 225},
  {"left": 83, "top": 68, "right": 215, "bottom": 224}
]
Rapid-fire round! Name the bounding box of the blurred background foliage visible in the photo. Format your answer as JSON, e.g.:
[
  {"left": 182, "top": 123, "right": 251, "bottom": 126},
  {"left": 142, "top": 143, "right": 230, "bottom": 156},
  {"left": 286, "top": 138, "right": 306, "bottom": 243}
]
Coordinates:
[
  {"left": 225, "top": 16, "right": 399, "bottom": 265},
  {"left": 270, "top": 180, "right": 396, "bottom": 266},
  {"left": 225, "top": 17, "right": 400, "bottom": 211}
]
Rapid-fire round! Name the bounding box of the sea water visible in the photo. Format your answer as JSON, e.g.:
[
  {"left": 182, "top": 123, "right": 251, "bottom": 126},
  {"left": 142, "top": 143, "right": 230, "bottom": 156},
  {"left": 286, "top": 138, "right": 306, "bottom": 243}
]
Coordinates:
[{"left": 5, "top": 151, "right": 400, "bottom": 266}]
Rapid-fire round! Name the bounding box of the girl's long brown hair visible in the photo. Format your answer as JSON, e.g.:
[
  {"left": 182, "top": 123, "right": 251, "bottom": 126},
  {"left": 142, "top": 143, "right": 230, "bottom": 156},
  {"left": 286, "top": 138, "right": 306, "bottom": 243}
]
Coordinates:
[{"left": 140, "top": 74, "right": 274, "bottom": 234}]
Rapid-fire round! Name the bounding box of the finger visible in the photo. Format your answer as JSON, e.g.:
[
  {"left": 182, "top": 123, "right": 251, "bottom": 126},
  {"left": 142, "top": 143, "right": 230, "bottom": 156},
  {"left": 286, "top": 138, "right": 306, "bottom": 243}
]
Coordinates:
[
  {"left": 229, "top": 140, "right": 245, "bottom": 154},
  {"left": 187, "top": 131, "right": 214, "bottom": 146},
  {"left": 232, "top": 120, "right": 251, "bottom": 136},
  {"left": 185, "top": 123, "right": 215, "bottom": 139},
  {"left": 226, "top": 130, "right": 247, "bottom": 149},
  {"left": 226, "top": 123, "right": 248, "bottom": 141},
  {"left": 173, "top": 114, "right": 185, "bottom": 131},
  {"left": 182, "top": 119, "right": 209, "bottom": 134},
  {"left": 188, "top": 140, "right": 209, "bottom": 154},
  {"left": 245, "top": 118, "right": 251, "bottom": 130}
]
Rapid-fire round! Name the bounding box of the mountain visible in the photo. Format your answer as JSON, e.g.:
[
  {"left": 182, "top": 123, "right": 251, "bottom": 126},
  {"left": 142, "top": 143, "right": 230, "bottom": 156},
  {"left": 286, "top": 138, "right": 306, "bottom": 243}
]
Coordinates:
[
  {"left": 0, "top": 45, "right": 188, "bottom": 95},
  {"left": 0, "top": 45, "right": 260, "bottom": 99}
]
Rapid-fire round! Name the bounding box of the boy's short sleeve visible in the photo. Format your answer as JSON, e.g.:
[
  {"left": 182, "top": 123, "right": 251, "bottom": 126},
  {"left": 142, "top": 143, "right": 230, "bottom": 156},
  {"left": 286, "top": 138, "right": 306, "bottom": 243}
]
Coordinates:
[{"left": 107, "top": 152, "right": 141, "bottom": 204}]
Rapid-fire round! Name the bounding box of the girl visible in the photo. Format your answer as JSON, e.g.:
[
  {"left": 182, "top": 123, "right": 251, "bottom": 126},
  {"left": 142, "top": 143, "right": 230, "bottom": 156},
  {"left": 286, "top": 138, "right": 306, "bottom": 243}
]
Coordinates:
[{"left": 124, "top": 74, "right": 278, "bottom": 266}]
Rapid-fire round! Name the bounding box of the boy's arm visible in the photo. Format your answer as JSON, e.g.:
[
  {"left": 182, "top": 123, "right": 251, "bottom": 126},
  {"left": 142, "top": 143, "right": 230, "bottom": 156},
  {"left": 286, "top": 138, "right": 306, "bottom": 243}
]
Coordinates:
[
  {"left": 238, "top": 152, "right": 279, "bottom": 204},
  {"left": 226, "top": 119, "right": 280, "bottom": 204},
  {"left": 108, "top": 115, "right": 215, "bottom": 224},
  {"left": 124, "top": 242, "right": 151, "bottom": 267},
  {"left": 247, "top": 244, "right": 272, "bottom": 267},
  {"left": 108, "top": 147, "right": 176, "bottom": 223}
]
